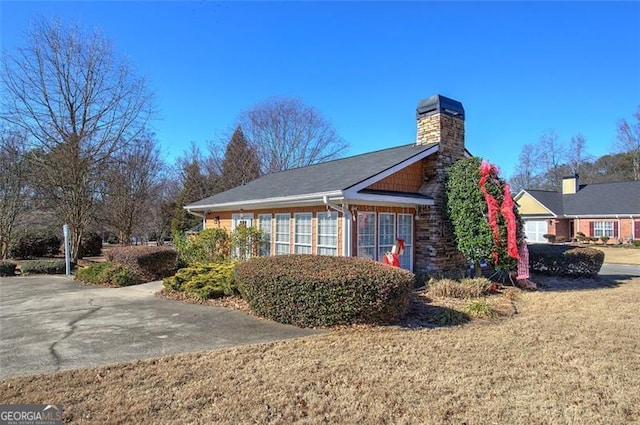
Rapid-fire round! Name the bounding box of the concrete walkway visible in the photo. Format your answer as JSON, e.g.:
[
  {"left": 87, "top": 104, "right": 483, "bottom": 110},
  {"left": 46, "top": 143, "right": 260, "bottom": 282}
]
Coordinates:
[{"left": 0, "top": 276, "right": 322, "bottom": 379}]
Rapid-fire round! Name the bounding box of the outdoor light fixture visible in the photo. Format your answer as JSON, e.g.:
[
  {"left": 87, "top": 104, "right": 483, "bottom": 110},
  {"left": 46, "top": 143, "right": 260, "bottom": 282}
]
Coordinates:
[{"left": 213, "top": 216, "right": 220, "bottom": 225}]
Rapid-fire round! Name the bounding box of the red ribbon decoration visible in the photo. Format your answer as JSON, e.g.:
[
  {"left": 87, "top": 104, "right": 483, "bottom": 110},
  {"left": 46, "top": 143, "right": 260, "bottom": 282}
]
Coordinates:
[{"left": 479, "top": 160, "right": 520, "bottom": 264}]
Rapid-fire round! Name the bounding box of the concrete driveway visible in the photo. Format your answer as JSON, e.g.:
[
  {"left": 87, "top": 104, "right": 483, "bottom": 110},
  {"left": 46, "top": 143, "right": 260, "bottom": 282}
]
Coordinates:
[{"left": 0, "top": 276, "right": 322, "bottom": 380}]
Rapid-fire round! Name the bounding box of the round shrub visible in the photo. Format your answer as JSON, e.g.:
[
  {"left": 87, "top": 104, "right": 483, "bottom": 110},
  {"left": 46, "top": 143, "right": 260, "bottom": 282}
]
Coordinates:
[
  {"left": 163, "top": 262, "right": 238, "bottom": 299},
  {"left": 105, "top": 246, "right": 178, "bottom": 281},
  {"left": 78, "top": 232, "right": 103, "bottom": 258},
  {"left": 20, "top": 259, "right": 68, "bottom": 275},
  {"left": 235, "top": 255, "right": 415, "bottom": 327},
  {"left": 528, "top": 244, "right": 604, "bottom": 277}
]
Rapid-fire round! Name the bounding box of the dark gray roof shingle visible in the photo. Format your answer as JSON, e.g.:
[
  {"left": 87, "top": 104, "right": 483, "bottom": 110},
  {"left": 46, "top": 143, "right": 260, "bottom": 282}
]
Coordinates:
[
  {"left": 187, "top": 143, "right": 436, "bottom": 208},
  {"left": 526, "top": 181, "right": 640, "bottom": 216}
]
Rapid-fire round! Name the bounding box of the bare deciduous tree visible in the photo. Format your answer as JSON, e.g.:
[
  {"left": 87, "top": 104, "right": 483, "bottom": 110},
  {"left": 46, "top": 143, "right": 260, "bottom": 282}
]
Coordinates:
[
  {"left": 1, "top": 18, "right": 154, "bottom": 261},
  {"left": 0, "top": 126, "right": 30, "bottom": 259},
  {"left": 566, "top": 133, "right": 593, "bottom": 176},
  {"left": 239, "top": 97, "right": 348, "bottom": 174},
  {"left": 616, "top": 107, "right": 640, "bottom": 180},
  {"left": 509, "top": 143, "right": 542, "bottom": 192},
  {"left": 102, "top": 134, "right": 163, "bottom": 245},
  {"left": 537, "top": 130, "right": 566, "bottom": 190}
]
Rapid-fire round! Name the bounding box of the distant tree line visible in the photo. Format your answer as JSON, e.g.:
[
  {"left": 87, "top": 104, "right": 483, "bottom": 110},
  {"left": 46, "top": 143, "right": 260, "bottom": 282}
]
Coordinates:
[
  {"left": 509, "top": 108, "right": 640, "bottom": 193},
  {"left": 0, "top": 17, "right": 347, "bottom": 260}
]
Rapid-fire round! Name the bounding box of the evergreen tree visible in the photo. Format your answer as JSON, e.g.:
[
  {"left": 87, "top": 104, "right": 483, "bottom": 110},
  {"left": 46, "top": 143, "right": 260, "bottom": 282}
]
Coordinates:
[
  {"left": 217, "top": 126, "right": 261, "bottom": 192},
  {"left": 171, "top": 159, "right": 217, "bottom": 235}
]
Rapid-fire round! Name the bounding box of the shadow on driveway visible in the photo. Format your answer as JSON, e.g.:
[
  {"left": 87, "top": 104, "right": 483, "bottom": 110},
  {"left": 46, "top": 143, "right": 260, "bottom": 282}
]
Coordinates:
[{"left": 0, "top": 276, "right": 323, "bottom": 380}]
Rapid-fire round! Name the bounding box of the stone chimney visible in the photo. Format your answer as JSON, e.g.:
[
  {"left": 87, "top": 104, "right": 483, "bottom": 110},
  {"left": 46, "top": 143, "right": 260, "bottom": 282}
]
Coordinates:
[
  {"left": 416, "top": 94, "right": 465, "bottom": 160},
  {"left": 415, "top": 94, "right": 468, "bottom": 275},
  {"left": 562, "top": 174, "right": 579, "bottom": 194}
]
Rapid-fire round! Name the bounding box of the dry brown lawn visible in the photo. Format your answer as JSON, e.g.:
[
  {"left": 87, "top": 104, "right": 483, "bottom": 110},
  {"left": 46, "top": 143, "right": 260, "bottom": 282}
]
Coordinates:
[
  {"left": 2, "top": 277, "right": 639, "bottom": 424},
  {"left": 595, "top": 245, "right": 640, "bottom": 265}
]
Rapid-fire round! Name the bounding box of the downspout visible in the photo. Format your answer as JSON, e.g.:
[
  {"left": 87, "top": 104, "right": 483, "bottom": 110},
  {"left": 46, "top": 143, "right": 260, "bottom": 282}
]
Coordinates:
[{"left": 323, "top": 196, "right": 352, "bottom": 257}]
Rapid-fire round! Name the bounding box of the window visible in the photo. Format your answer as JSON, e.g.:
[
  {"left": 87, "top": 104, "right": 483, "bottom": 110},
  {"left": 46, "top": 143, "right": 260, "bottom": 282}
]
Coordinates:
[
  {"left": 357, "top": 212, "right": 376, "bottom": 260},
  {"left": 275, "top": 214, "right": 290, "bottom": 255},
  {"left": 593, "top": 221, "right": 614, "bottom": 238},
  {"left": 378, "top": 213, "right": 395, "bottom": 260},
  {"left": 294, "top": 213, "right": 313, "bottom": 254},
  {"left": 317, "top": 211, "right": 338, "bottom": 256},
  {"left": 397, "top": 213, "right": 413, "bottom": 270},
  {"left": 258, "top": 214, "right": 272, "bottom": 256}
]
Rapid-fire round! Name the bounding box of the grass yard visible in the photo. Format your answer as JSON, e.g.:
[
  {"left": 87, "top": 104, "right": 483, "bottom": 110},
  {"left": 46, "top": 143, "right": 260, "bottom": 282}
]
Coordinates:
[
  {"left": 2, "top": 276, "right": 639, "bottom": 424},
  {"left": 595, "top": 245, "right": 640, "bottom": 265}
]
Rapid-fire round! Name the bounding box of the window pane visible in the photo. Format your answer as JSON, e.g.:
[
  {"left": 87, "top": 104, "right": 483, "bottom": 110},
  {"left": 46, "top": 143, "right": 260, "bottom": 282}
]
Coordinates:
[
  {"left": 275, "top": 214, "right": 290, "bottom": 255},
  {"left": 258, "top": 214, "right": 272, "bottom": 256},
  {"left": 317, "top": 211, "right": 338, "bottom": 256},
  {"left": 398, "top": 213, "right": 413, "bottom": 270},
  {"left": 378, "top": 213, "right": 395, "bottom": 260},
  {"left": 357, "top": 212, "right": 376, "bottom": 259}
]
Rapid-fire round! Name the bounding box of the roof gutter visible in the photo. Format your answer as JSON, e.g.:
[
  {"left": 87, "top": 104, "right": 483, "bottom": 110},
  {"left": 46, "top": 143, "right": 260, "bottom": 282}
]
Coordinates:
[{"left": 185, "top": 190, "right": 345, "bottom": 212}]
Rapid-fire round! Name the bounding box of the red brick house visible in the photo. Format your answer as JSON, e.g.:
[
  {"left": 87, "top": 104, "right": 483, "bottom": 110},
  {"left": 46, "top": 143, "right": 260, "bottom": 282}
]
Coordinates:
[
  {"left": 515, "top": 176, "right": 640, "bottom": 243},
  {"left": 185, "top": 95, "right": 470, "bottom": 273}
]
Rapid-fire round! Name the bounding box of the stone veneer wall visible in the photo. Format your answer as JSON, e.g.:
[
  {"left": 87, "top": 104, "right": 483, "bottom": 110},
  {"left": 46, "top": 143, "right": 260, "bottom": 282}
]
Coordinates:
[{"left": 415, "top": 113, "right": 469, "bottom": 274}]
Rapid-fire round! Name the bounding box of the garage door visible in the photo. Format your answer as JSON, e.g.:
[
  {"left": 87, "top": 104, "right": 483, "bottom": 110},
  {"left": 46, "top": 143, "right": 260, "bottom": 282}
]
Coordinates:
[{"left": 524, "top": 219, "right": 548, "bottom": 243}]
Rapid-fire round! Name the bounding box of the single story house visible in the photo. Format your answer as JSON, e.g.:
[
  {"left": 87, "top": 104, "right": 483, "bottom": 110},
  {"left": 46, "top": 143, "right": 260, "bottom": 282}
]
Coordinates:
[
  {"left": 185, "top": 95, "right": 470, "bottom": 273},
  {"left": 515, "top": 176, "right": 640, "bottom": 243}
]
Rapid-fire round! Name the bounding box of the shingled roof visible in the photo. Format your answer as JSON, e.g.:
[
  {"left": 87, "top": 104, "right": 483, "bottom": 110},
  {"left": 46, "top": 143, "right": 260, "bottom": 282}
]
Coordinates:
[
  {"left": 187, "top": 142, "right": 438, "bottom": 210},
  {"left": 521, "top": 181, "right": 640, "bottom": 216}
]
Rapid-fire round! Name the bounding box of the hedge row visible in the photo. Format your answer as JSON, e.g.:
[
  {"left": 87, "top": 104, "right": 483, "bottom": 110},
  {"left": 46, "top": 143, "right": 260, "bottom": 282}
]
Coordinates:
[
  {"left": 0, "top": 261, "right": 17, "bottom": 276},
  {"left": 235, "top": 255, "right": 414, "bottom": 327},
  {"left": 105, "top": 246, "right": 178, "bottom": 281},
  {"left": 163, "top": 262, "right": 238, "bottom": 299},
  {"left": 21, "top": 259, "right": 67, "bottom": 275},
  {"left": 75, "top": 262, "right": 140, "bottom": 287},
  {"left": 528, "top": 244, "right": 604, "bottom": 277}
]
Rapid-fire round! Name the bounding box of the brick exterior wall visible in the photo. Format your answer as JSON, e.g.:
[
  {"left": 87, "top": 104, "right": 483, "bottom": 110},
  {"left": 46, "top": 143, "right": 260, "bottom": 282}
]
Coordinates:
[{"left": 415, "top": 113, "right": 468, "bottom": 274}]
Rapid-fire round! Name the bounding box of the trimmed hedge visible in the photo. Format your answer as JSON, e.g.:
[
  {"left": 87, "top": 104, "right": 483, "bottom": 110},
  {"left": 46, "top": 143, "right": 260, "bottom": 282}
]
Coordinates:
[
  {"left": 528, "top": 244, "right": 604, "bottom": 277},
  {"left": 75, "top": 262, "right": 140, "bottom": 287},
  {"left": 105, "top": 246, "right": 178, "bottom": 282},
  {"left": 21, "top": 259, "right": 67, "bottom": 275},
  {"left": 163, "top": 262, "right": 238, "bottom": 299},
  {"left": 8, "top": 232, "right": 61, "bottom": 259},
  {"left": 0, "top": 260, "right": 17, "bottom": 277},
  {"left": 235, "top": 255, "right": 414, "bottom": 327}
]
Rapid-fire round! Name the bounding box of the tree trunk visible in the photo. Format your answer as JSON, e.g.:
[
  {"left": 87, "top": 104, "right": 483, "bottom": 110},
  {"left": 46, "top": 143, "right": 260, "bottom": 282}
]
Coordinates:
[{"left": 474, "top": 260, "right": 483, "bottom": 278}]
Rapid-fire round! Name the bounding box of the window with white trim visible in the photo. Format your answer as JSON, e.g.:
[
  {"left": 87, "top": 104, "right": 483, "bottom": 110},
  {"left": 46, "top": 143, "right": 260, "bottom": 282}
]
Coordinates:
[
  {"left": 317, "top": 211, "right": 338, "bottom": 256},
  {"left": 357, "top": 212, "right": 376, "bottom": 260},
  {"left": 275, "top": 214, "right": 290, "bottom": 255},
  {"left": 258, "top": 214, "right": 272, "bottom": 256},
  {"left": 378, "top": 213, "right": 396, "bottom": 260},
  {"left": 294, "top": 213, "right": 313, "bottom": 254},
  {"left": 593, "top": 221, "right": 614, "bottom": 237},
  {"left": 397, "top": 213, "right": 413, "bottom": 270}
]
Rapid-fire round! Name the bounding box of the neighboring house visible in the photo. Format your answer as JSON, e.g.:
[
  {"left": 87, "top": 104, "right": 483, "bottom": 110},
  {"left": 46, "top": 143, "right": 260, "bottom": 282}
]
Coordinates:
[
  {"left": 185, "top": 95, "right": 469, "bottom": 273},
  {"left": 515, "top": 176, "right": 640, "bottom": 243}
]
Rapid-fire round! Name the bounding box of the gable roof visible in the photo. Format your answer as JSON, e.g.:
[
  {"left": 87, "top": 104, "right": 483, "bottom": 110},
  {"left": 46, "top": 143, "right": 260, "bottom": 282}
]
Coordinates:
[
  {"left": 519, "top": 181, "right": 640, "bottom": 217},
  {"left": 187, "top": 142, "right": 439, "bottom": 211}
]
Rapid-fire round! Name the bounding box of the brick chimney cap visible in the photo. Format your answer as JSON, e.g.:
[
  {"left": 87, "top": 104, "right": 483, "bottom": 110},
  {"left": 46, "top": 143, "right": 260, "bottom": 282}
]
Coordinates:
[{"left": 416, "top": 94, "right": 465, "bottom": 120}]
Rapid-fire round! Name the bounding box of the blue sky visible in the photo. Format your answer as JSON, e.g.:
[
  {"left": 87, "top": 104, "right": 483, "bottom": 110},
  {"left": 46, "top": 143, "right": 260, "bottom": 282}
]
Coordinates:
[{"left": 2, "top": 1, "right": 639, "bottom": 178}]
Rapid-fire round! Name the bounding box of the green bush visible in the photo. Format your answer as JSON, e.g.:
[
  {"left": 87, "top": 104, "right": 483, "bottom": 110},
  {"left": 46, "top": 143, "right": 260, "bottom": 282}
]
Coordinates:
[
  {"left": 0, "top": 260, "right": 17, "bottom": 276},
  {"left": 163, "top": 262, "right": 238, "bottom": 299},
  {"left": 78, "top": 232, "right": 103, "bottom": 258},
  {"left": 600, "top": 236, "right": 610, "bottom": 244},
  {"left": 428, "top": 277, "right": 492, "bottom": 299},
  {"left": 173, "top": 228, "right": 231, "bottom": 265},
  {"left": 543, "top": 234, "right": 556, "bottom": 243},
  {"left": 634, "top": 240, "right": 640, "bottom": 247},
  {"left": 235, "top": 255, "right": 414, "bottom": 327},
  {"left": 528, "top": 244, "right": 604, "bottom": 277},
  {"left": 230, "top": 224, "right": 263, "bottom": 260},
  {"left": 463, "top": 299, "right": 499, "bottom": 319},
  {"left": 105, "top": 246, "right": 178, "bottom": 282},
  {"left": 21, "top": 259, "right": 67, "bottom": 275},
  {"left": 555, "top": 236, "right": 568, "bottom": 243},
  {"left": 75, "top": 262, "right": 140, "bottom": 287},
  {"left": 8, "top": 231, "right": 61, "bottom": 259}
]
